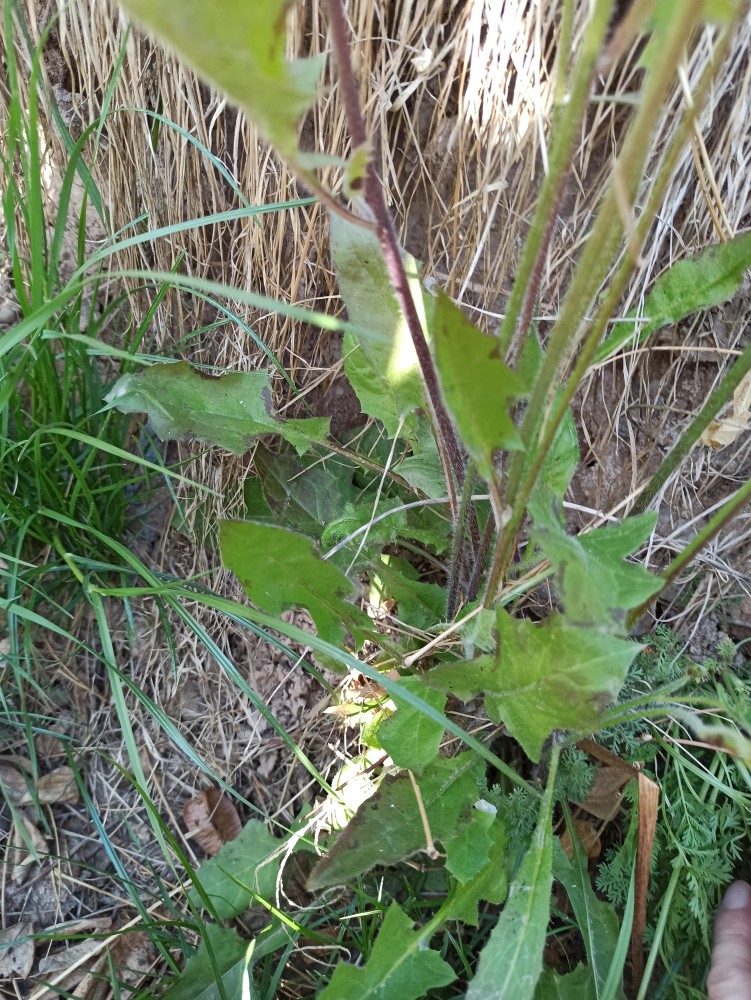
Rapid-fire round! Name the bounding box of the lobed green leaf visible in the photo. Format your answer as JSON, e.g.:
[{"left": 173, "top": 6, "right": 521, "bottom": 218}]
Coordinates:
[
  {"left": 377, "top": 676, "right": 446, "bottom": 773},
  {"left": 187, "top": 820, "right": 281, "bottom": 920},
  {"left": 535, "top": 964, "right": 597, "bottom": 999},
  {"left": 220, "top": 521, "right": 368, "bottom": 646},
  {"left": 120, "top": 0, "right": 324, "bottom": 169},
  {"left": 308, "top": 752, "right": 483, "bottom": 890},
  {"left": 371, "top": 560, "right": 447, "bottom": 630},
  {"left": 595, "top": 230, "right": 751, "bottom": 363},
  {"left": 318, "top": 903, "right": 455, "bottom": 999},
  {"left": 442, "top": 807, "right": 496, "bottom": 883},
  {"left": 250, "top": 444, "right": 360, "bottom": 541},
  {"left": 530, "top": 495, "right": 662, "bottom": 634},
  {"left": 106, "top": 362, "right": 328, "bottom": 456},
  {"left": 427, "top": 609, "right": 640, "bottom": 762},
  {"left": 443, "top": 814, "right": 508, "bottom": 925}
]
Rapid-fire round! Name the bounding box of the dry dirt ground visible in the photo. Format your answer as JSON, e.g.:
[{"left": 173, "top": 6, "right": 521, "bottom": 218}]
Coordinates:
[{"left": 2, "top": 1, "right": 751, "bottom": 995}]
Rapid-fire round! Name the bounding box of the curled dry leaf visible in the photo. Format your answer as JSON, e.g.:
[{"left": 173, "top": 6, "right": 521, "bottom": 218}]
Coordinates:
[
  {"left": 0, "top": 761, "right": 30, "bottom": 804},
  {"left": 577, "top": 764, "right": 633, "bottom": 823},
  {"left": 42, "top": 917, "right": 113, "bottom": 936},
  {"left": 576, "top": 738, "right": 641, "bottom": 823},
  {"left": 32, "top": 920, "right": 114, "bottom": 1000},
  {"left": 19, "top": 765, "right": 79, "bottom": 806},
  {"left": 9, "top": 814, "right": 48, "bottom": 884},
  {"left": 183, "top": 787, "right": 242, "bottom": 856},
  {"left": 0, "top": 921, "right": 35, "bottom": 981},
  {"left": 701, "top": 369, "right": 751, "bottom": 449},
  {"left": 632, "top": 771, "right": 660, "bottom": 986}
]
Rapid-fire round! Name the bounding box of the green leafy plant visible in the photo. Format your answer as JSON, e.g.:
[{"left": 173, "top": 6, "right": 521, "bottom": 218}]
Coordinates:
[
  {"left": 595, "top": 628, "right": 751, "bottom": 997},
  {"left": 64, "top": 0, "right": 751, "bottom": 996}
]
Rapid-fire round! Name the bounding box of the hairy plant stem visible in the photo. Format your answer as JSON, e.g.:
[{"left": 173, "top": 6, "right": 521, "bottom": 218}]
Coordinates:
[
  {"left": 505, "top": 194, "right": 563, "bottom": 371},
  {"left": 485, "top": 2, "right": 715, "bottom": 606},
  {"left": 327, "top": 0, "right": 465, "bottom": 520},
  {"left": 503, "top": 0, "right": 574, "bottom": 367},
  {"left": 629, "top": 476, "right": 751, "bottom": 631},
  {"left": 447, "top": 459, "right": 477, "bottom": 618},
  {"left": 483, "top": 0, "right": 614, "bottom": 605},
  {"left": 521, "top": 19, "right": 733, "bottom": 536},
  {"left": 467, "top": 512, "right": 495, "bottom": 602}
]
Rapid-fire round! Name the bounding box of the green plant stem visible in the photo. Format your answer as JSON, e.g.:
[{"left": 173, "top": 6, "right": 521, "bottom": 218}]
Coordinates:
[
  {"left": 327, "top": 0, "right": 465, "bottom": 517},
  {"left": 499, "top": 0, "right": 612, "bottom": 364},
  {"left": 502, "top": 18, "right": 734, "bottom": 598},
  {"left": 467, "top": 504, "right": 496, "bottom": 601},
  {"left": 628, "top": 475, "right": 751, "bottom": 630},
  {"left": 447, "top": 459, "right": 477, "bottom": 618},
  {"left": 554, "top": 0, "right": 576, "bottom": 106},
  {"left": 483, "top": 0, "right": 614, "bottom": 604},
  {"left": 633, "top": 336, "right": 751, "bottom": 514},
  {"left": 485, "top": 3, "right": 716, "bottom": 605},
  {"left": 512, "top": 2, "right": 699, "bottom": 473}
]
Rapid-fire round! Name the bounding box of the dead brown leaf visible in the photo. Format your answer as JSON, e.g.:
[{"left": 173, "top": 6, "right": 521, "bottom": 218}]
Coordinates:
[
  {"left": 108, "top": 931, "right": 157, "bottom": 998},
  {"left": 576, "top": 739, "right": 641, "bottom": 823},
  {"left": 183, "top": 786, "right": 242, "bottom": 855},
  {"left": 577, "top": 764, "right": 633, "bottom": 823},
  {"left": 20, "top": 765, "right": 79, "bottom": 806},
  {"left": 9, "top": 813, "right": 48, "bottom": 883},
  {"left": 0, "top": 760, "right": 30, "bottom": 804},
  {"left": 631, "top": 771, "right": 660, "bottom": 989},
  {"left": 69, "top": 953, "right": 109, "bottom": 1000},
  {"left": 28, "top": 920, "right": 113, "bottom": 1000},
  {"left": 41, "top": 929, "right": 153, "bottom": 1000},
  {"left": 0, "top": 753, "right": 34, "bottom": 772},
  {"left": 41, "top": 917, "right": 113, "bottom": 938},
  {"left": 560, "top": 818, "right": 602, "bottom": 860},
  {"left": 701, "top": 370, "right": 751, "bottom": 449},
  {"left": 35, "top": 727, "right": 69, "bottom": 761},
  {"left": 0, "top": 921, "right": 35, "bottom": 980},
  {"left": 38, "top": 937, "right": 107, "bottom": 975}
]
